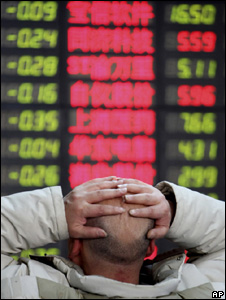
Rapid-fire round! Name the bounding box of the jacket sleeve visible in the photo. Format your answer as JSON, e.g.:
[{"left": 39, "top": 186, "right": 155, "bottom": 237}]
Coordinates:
[
  {"left": 156, "top": 181, "right": 225, "bottom": 254},
  {"left": 1, "top": 186, "right": 69, "bottom": 269}
]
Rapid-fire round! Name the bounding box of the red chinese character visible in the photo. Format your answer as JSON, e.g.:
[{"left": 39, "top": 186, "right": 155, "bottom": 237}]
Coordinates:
[
  {"left": 68, "top": 27, "right": 91, "bottom": 52},
  {"left": 68, "top": 108, "right": 91, "bottom": 134},
  {"left": 133, "top": 82, "right": 155, "bottom": 108},
  {"left": 111, "top": 135, "right": 132, "bottom": 161},
  {"left": 91, "top": 54, "right": 111, "bottom": 80},
  {"left": 131, "top": 136, "right": 156, "bottom": 162},
  {"left": 68, "top": 135, "right": 92, "bottom": 160},
  {"left": 91, "top": 1, "right": 111, "bottom": 25},
  {"left": 110, "top": 56, "right": 132, "bottom": 81},
  {"left": 67, "top": 56, "right": 80, "bottom": 75},
  {"left": 70, "top": 81, "right": 89, "bottom": 107},
  {"left": 111, "top": 82, "right": 133, "bottom": 108},
  {"left": 134, "top": 163, "right": 156, "bottom": 184},
  {"left": 92, "top": 162, "right": 112, "bottom": 178},
  {"left": 67, "top": 1, "right": 91, "bottom": 24},
  {"left": 90, "top": 82, "right": 112, "bottom": 108},
  {"left": 133, "top": 110, "right": 156, "bottom": 135},
  {"left": 112, "top": 162, "right": 135, "bottom": 178},
  {"left": 111, "top": 1, "right": 132, "bottom": 26},
  {"left": 131, "top": 56, "right": 155, "bottom": 80},
  {"left": 111, "top": 27, "right": 131, "bottom": 54},
  {"left": 132, "top": 28, "right": 155, "bottom": 54},
  {"left": 111, "top": 109, "right": 133, "bottom": 134},
  {"left": 91, "top": 135, "right": 112, "bottom": 161},
  {"left": 69, "top": 162, "right": 92, "bottom": 188},
  {"left": 131, "top": 1, "right": 155, "bottom": 26},
  {"left": 90, "top": 109, "right": 111, "bottom": 135}
]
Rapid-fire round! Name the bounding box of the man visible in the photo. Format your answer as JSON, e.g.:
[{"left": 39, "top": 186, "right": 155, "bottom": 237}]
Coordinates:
[{"left": 1, "top": 176, "right": 225, "bottom": 299}]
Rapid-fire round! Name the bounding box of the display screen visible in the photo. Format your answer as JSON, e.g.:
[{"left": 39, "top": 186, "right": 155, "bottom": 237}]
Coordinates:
[{"left": 1, "top": 1, "right": 225, "bottom": 257}]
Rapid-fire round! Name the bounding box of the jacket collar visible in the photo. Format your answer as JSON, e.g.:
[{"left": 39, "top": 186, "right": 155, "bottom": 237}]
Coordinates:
[{"left": 32, "top": 253, "right": 186, "bottom": 298}]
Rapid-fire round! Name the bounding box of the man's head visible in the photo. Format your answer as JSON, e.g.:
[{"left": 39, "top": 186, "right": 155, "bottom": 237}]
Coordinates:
[
  {"left": 68, "top": 196, "right": 154, "bottom": 273},
  {"left": 84, "top": 197, "right": 154, "bottom": 265}
]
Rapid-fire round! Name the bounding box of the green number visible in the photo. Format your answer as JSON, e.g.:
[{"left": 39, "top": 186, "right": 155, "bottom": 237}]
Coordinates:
[
  {"left": 18, "top": 83, "right": 33, "bottom": 103},
  {"left": 208, "top": 60, "right": 217, "bottom": 78},
  {"left": 19, "top": 165, "right": 34, "bottom": 186},
  {"left": 209, "top": 141, "right": 218, "bottom": 160},
  {"left": 19, "top": 110, "right": 33, "bottom": 131},
  {"left": 17, "top": 28, "right": 58, "bottom": 48},
  {"left": 171, "top": 4, "right": 190, "bottom": 24},
  {"left": 17, "top": 28, "right": 32, "bottom": 48},
  {"left": 45, "top": 139, "right": 60, "bottom": 158},
  {"left": 196, "top": 60, "right": 205, "bottom": 78},
  {"left": 11, "top": 247, "right": 60, "bottom": 261},
  {"left": 202, "top": 113, "right": 216, "bottom": 134},
  {"left": 30, "top": 28, "right": 43, "bottom": 48},
  {"left": 178, "top": 139, "right": 205, "bottom": 161},
  {"left": 19, "top": 165, "right": 59, "bottom": 187},
  {"left": 43, "top": 29, "right": 58, "bottom": 47},
  {"left": 43, "top": 2, "right": 58, "bottom": 21},
  {"left": 17, "top": 1, "right": 30, "bottom": 20},
  {"left": 17, "top": 56, "right": 58, "bottom": 77},
  {"left": 204, "top": 166, "right": 218, "bottom": 187},
  {"left": 190, "top": 4, "right": 202, "bottom": 24},
  {"left": 43, "top": 56, "right": 58, "bottom": 76},
  {"left": 170, "top": 4, "right": 216, "bottom": 24},
  {"left": 208, "top": 193, "right": 218, "bottom": 199},
  {"left": 35, "top": 247, "right": 60, "bottom": 256},
  {"left": 201, "top": 5, "right": 217, "bottom": 25},
  {"left": 31, "top": 56, "right": 44, "bottom": 76},
  {"left": 33, "top": 110, "right": 45, "bottom": 131},
  {"left": 45, "top": 110, "right": 59, "bottom": 131},
  {"left": 178, "top": 166, "right": 218, "bottom": 188},
  {"left": 17, "top": 1, "right": 57, "bottom": 21},
  {"left": 29, "top": 1, "right": 44, "bottom": 21},
  {"left": 180, "top": 112, "right": 216, "bottom": 134},
  {"left": 32, "top": 138, "right": 46, "bottom": 159},
  {"left": 17, "top": 55, "right": 32, "bottom": 76},
  {"left": 45, "top": 165, "right": 60, "bottom": 186},
  {"left": 18, "top": 110, "right": 59, "bottom": 131},
  {"left": 38, "top": 83, "right": 58, "bottom": 104},
  {"left": 19, "top": 138, "right": 60, "bottom": 159},
  {"left": 19, "top": 138, "right": 33, "bottom": 158},
  {"left": 178, "top": 58, "right": 192, "bottom": 79}
]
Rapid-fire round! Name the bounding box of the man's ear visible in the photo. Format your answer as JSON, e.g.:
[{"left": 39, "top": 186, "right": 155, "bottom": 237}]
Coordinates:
[
  {"left": 145, "top": 239, "right": 156, "bottom": 257},
  {"left": 68, "top": 238, "right": 83, "bottom": 265}
]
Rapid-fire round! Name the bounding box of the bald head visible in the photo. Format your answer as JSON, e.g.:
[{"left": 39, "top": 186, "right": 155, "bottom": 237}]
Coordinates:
[{"left": 84, "top": 196, "right": 154, "bottom": 265}]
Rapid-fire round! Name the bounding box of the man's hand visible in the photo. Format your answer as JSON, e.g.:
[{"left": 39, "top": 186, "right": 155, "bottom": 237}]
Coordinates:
[
  {"left": 64, "top": 176, "right": 127, "bottom": 239},
  {"left": 118, "top": 179, "right": 175, "bottom": 240}
]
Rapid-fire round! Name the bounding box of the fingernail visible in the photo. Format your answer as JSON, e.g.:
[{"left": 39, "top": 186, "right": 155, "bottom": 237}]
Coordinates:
[
  {"left": 117, "top": 207, "right": 126, "bottom": 213},
  {"left": 147, "top": 232, "right": 154, "bottom": 239},
  {"left": 129, "top": 209, "right": 137, "bottom": 215},
  {"left": 125, "top": 195, "right": 132, "bottom": 201},
  {"left": 118, "top": 184, "right": 127, "bottom": 188},
  {"left": 119, "top": 187, "right": 127, "bottom": 193},
  {"left": 99, "top": 230, "right": 107, "bottom": 238},
  {"left": 116, "top": 180, "right": 124, "bottom": 185}
]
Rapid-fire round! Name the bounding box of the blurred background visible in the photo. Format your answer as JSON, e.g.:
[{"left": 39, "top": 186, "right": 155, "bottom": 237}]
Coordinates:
[{"left": 1, "top": 1, "right": 225, "bottom": 259}]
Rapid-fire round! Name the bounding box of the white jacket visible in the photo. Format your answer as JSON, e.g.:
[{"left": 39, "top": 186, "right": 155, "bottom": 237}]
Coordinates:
[{"left": 1, "top": 182, "right": 225, "bottom": 299}]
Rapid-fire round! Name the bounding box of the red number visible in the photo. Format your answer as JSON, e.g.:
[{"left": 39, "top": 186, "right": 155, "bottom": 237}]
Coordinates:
[
  {"left": 178, "top": 85, "right": 216, "bottom": 106},
  {"left": 177, "top": 31, "right": 190, "bottom": 51},
  {"left": 177, "top": 31, "right": 216, "bottom": 52},
  {"left": 202, "top": 32, "right": 217, "bottom": 52}
]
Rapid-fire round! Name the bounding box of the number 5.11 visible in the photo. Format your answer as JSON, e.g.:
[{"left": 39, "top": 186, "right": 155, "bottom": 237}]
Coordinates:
[{"left": 178, "top": 58, "right": 217, "bottom": 79}]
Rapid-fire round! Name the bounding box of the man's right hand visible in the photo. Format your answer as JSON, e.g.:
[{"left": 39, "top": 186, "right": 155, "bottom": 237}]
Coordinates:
[{"left": 64, "top": 176, "right": 127, "bottom": 239}]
